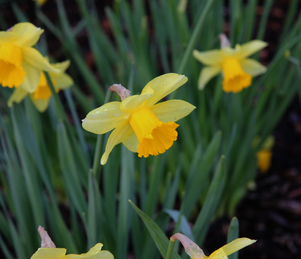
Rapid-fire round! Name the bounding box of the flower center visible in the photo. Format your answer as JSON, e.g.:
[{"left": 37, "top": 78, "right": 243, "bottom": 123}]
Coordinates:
[
  {"left": 222, "top": 58, "right": 252, "bottom": 93},
  {"left": 33, "top": 72, "right": 58, "bottom": 100},
  {"left": 129, "top": 107, "right": 179, "bottom": 158},
  {"left": 0, "top": 43, "right": 25, "bottom": 88}
]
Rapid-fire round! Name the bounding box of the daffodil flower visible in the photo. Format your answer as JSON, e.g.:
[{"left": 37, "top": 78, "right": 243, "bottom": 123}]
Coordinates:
[
  {"left": 31, "top": 243, "right": 114, "bottom": 259},
  {"left": 0, "top": 22, "right": 59, "bottom": 91},
  {"left": 82, "top": 73, "right": 196, "bottom": 165},
  {"left": 254, "top": 135, "right": 274, "bottom": 173},
  {"left": 171, "top": 233, "right": 256, "bottom": 259},
  {"left": 193, "top": 37, "right": 267, "bottom": 93},
  {"left": 8, "top": 60, "right": 73, "bottom": 112},
  {"left": 34, "top": 0, "right": 48, "bottom": 6},
  {"left": 31, "top": 226, "right": 114, "bottom": 259},
  {"left": 256, "top": 149, "right": 272, "bottom": 173}
]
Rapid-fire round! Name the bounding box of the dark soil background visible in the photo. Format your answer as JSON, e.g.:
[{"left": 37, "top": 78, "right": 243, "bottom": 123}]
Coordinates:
[
  {"left": 1, "top": 1, "right": 301, "bottom": 259},
  {"left": 205, "top": 96, "right": 301, "bottom": 259}
]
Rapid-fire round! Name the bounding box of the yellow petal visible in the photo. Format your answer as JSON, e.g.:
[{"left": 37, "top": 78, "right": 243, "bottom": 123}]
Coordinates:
[
  {"left": 193, "top": 49, "right": 223, "bottom": 66},
  {"left": 8, "top": 87, "right": 28, "bottom": 107},
  {"left": 240, "top": 58, "right": 267, "bottom": 77},
  {"left": 82, "top": 102, "right": 128, "bottom": 135},
  {"left": 31, "top": 248, "right": 66, "bottom": 259},
  {"left": 31, "top": 97, "right": 50, "bottom": 112},
  {"left": 150, "top": 100, "right": 196, "bottom": 123},
  {"left": 142, "top": 73, "right": 187, "bottom": 107},
  {"left": 83, "top": 243, "right": 103, "bottom": 256},
  {"left": 220, "top": 238, "right": 256, "bottom": 256},
  {"left": 198, "top": 66, "right": 221, "bottom": 90},
  {"left": 208, "top": 248, "right": 227, "bottom": 259},
  {"left": 22, "top": 47, "right": 60, "bottom": 73},
  {"left": 65, "top": 243, "right": 114, "bottom": 259},
  {"left": 220, "top": 47, "right": 238, "bottom": 57},
  {"left": 120, "top": 91, "right": 153, "bottom": 112},
  {"left": 236, "top": 40, "right": 267, "bottom": 59},
  {"left": 122, "top": 132, "right": 139, "bottom": 152},
  {"left": 52, "top": 60, "right": 70, "bottom": 72},
  {"left": 101, "top": 121, "right": 133, "bottom": 165},
  {"left": 20, "top": 61, "right": 41, "bottom": 92},
  {"left": 51, "top": 73, "right": 73, "bottom": 90},
  {"left": 12, "top": 22, "right": 44, "bottom": 47},
  {"left": 0, "top": 31, "right": 16, "bottom": 44}
]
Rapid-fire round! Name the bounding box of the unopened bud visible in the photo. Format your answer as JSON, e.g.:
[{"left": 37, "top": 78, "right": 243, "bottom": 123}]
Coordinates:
[{"left": 109, "top": 84, "right": 131, "bottom": 101}]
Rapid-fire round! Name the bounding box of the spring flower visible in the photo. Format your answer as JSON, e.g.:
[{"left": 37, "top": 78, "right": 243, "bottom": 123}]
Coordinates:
[
  {"left": 82, "top": 73, "right": 195, "bottom": 165},
  {"left": 34, "top": 0, "right": 48, "bottom": 6},
  {"left": 256, "top": 150, "right": 272, "bottom": 173},
  {"left": 31, "top": 243, "right": 114, "bottom": 259},
  {"left": 31, "top": 226, "right": 113, "bottom": 259},
  {"left": 193, "top": 35, "right": 267, "bottom": 93},
  {"left": 7, "top": 60, "right": 73, "bottom": 112},
  {"left": 171, "top": 233, "right": 256, "bottom": 259},
  {"left": 0, "top": 22, "right": 59, "bottom": 91},
  {"left": 255, "top": 135, "right": 274, "bottom": 173}
]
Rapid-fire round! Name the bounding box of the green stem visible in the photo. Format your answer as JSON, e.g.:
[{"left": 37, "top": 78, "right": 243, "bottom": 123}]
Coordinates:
[
  {"left": 177, "top": 0, "right": 216, "bottom": 74},
  {"left": 91, "top": 90, "right": 113, "bottom": 180},
  {"left": 165, "top": 239, "right": 176, "bottom": 259}
]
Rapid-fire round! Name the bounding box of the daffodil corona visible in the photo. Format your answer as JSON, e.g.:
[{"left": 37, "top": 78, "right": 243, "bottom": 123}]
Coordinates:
[
  {"left": 82, "top": 73, "right": 195, "bottom": 165},
  {"left": 8, "top": 60, "right": 73, "bottom": 112},
  {"left": 0, "top": 22, "right": 59, "bottom": 91},
  {"left": 193, "top": 37, "right": 267, "bottom": 93}
]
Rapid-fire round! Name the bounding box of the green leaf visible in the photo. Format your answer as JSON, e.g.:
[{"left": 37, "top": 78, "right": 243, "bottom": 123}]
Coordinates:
[
  {"left": 227, "top": 217, "right": 239, "bottom": 259},
  {"left": 129, "top": 201, "right": 181, "bottom": 259},
  {"left": 192, "top": 155, "right": 226, "bottom": 244},
  {"left": 164, "top": 209, "right": 195, "bottom": 242}
]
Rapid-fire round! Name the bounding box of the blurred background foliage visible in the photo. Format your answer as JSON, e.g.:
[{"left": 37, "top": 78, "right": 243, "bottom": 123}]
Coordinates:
[{"left": 0, "top": 0, "right": 301, "bottom": 258}]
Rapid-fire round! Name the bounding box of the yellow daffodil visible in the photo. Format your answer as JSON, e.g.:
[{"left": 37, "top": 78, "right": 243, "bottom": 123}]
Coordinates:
[
  {"left": 34, "top": 0, "right": 48, "bottom": 6},
  {"left": 256, "top": 149, "right": 272, "bottom": 173},
  {"left": 32, "top": 226, "right": 114, "bottom": 259},
  {"left": 31, "top": 243, "right": 114, "bottom": 259},
  {"left": 0, "top": 22, "right": 59, "bottom": 91},
  {"left": 193, "top": 37, "right": 267, "bottom": 93},
  {"left": 255, "top": 135, "right": 274, "bottom": 173},
  {"left": 8, "top": 60, "right": 73, "bottom": 112},
  {"left": 171, "top": 233, "right": 256, "bottom": 259},
  {"left": 82, "top": 73, "right": 196, "bottom": 165}
]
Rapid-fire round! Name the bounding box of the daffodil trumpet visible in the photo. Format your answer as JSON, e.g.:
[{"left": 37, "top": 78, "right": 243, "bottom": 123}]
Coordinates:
[
  {"left": 170, "top": 233, "right": 256, "bottom": 259},
  {"left": 193, "top": 34, "right": 267, "bottom": 93},
  {"left": 82, "top": 73, "right": 196, "bottom": 165},
  {"left": 0, "top": 22, "right": 60, "bottom": 91}
]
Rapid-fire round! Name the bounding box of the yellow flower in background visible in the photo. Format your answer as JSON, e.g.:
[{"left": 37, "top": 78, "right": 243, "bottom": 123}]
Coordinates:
[
  {"left": 31, "top": 243, "right": 114, "bottom": 259},
  {"left": 82, "top": 73, "right": 195, "bottom": 165},
  {"left": 0, "top": 22, "right": 59, "bottom": 91},
  {"left": 171, "top": 233, "right": 256, "bottom": 259},
  {"left": 255, "top": 135, "right": 274, "bottom": 173},
  {"left": 256, "top": 149, "right": 272, "bottom": 173},
  {"left": 193, "top": 38, "right": 267, "bottom": 93},
  {"left": 34, "top": 0, "right": 48, "bottom": 6},
  {"left": 8, "top": 60, "right": 73, "bottom": 112}
]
